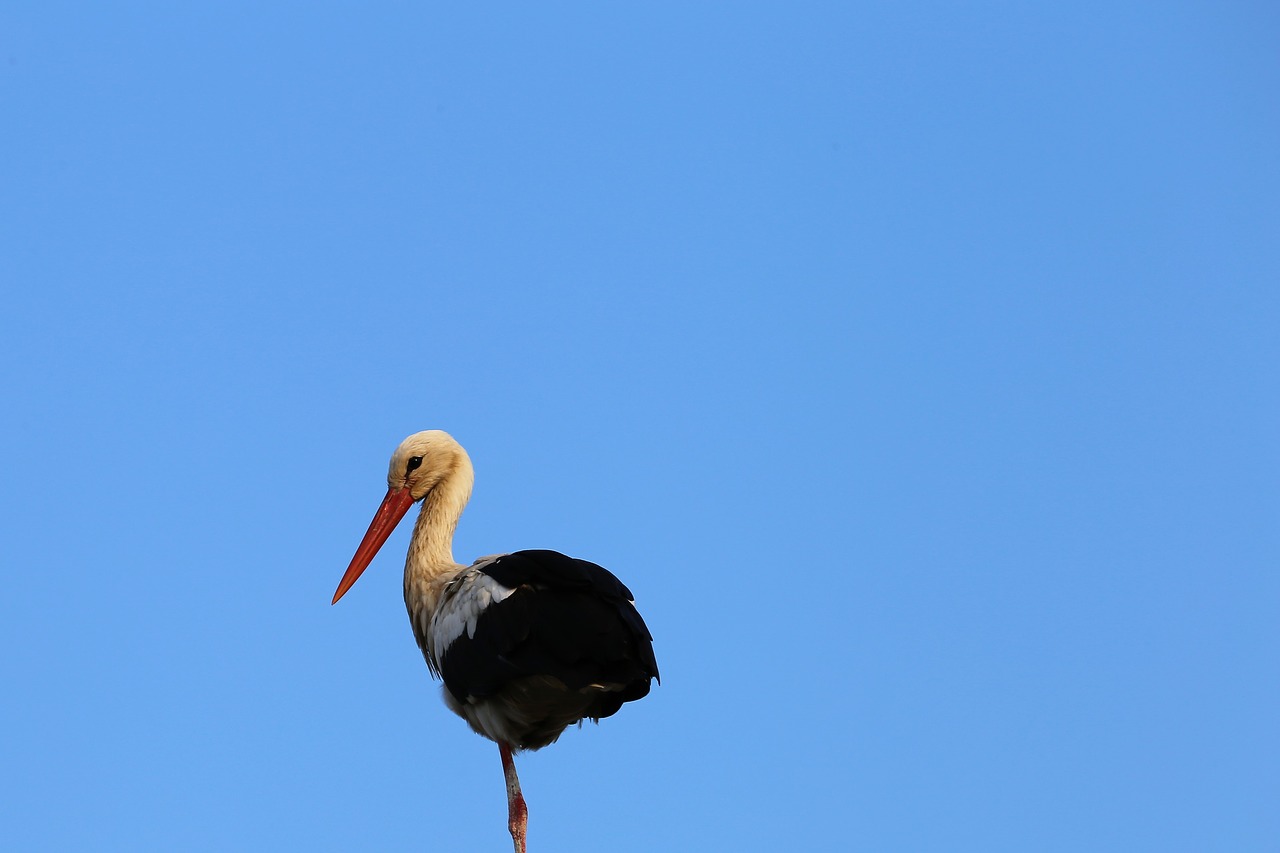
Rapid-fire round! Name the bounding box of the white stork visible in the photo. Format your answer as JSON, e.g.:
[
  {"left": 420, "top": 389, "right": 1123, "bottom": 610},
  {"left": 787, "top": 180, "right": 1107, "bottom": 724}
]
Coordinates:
[{"left": 331, "top": 430, "right": 659, "bottom": 853}]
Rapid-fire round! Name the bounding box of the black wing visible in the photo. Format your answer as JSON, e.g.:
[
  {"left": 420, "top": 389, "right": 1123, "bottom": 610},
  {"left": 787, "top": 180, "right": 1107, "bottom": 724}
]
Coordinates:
[{"left": 438, "top": 549, "right": 659, "bottom": 717}]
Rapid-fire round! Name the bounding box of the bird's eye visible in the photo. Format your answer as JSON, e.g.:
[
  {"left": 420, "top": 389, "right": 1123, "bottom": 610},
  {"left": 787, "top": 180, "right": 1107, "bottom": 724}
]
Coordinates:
[{"left": 407, "top": 456, "right": 423, "bottom": 473}]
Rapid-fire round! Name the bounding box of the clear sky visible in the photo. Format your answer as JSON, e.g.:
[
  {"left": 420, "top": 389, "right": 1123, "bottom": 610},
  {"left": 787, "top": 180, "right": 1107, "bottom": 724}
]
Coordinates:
[{"left": 2, "top": 4, "right": 1277, "bottom": 851}]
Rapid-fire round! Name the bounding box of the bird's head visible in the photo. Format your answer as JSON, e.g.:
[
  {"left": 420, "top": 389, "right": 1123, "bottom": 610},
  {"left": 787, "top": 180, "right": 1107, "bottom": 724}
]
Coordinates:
[
  {"left": 332, "top": 430, "right": 473, "bottom": 605},
  {"left": 386, "top": 429, "right": 470, "bottom": 502}
]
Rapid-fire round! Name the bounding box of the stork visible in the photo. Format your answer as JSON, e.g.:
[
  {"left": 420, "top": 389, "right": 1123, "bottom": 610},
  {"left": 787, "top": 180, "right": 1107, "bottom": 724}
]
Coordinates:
[{"left": 331, "top": 431, "right": 659, "bottom": 852}]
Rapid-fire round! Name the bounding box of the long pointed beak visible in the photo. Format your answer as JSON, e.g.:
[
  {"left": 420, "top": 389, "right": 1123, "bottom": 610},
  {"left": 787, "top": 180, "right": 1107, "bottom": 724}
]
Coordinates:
[{"left": 332, "top": 487, "right": 415, "bottom": 604}]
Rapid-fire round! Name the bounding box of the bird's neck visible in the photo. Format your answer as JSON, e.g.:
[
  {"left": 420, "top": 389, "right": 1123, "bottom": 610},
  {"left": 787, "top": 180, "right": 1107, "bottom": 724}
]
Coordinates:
[{"left": 403, "top": 460, "right": 474, "bottom": 616}]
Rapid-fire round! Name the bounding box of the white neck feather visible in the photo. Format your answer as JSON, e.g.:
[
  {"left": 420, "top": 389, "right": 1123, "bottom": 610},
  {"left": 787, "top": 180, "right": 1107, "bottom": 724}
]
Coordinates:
[{"left": 402, "top": 455, "right": 474, "bottom": 618}]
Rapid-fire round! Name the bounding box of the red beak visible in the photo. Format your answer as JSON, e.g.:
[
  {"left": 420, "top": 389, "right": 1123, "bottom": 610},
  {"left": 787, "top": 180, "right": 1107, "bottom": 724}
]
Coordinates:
[{"left": 332, "top": 487, "right": 415, "bottom": 604}]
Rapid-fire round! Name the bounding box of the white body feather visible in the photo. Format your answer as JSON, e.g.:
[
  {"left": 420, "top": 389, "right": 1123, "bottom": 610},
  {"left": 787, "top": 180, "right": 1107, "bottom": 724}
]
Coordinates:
[{"left": 428, "top": 561, "right": 516, "bottom": 664}]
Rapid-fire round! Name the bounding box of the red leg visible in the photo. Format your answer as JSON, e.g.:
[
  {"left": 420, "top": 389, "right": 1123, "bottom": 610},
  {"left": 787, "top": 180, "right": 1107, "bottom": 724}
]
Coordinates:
[{"left": 498, "top": 741, "right": 528, "bottom": 853}]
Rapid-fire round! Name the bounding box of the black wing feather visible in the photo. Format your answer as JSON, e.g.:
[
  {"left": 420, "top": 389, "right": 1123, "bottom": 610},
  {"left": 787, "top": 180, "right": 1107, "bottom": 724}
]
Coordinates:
[{"left": 439, "top": 550, "right": 659, "bottom": 713}]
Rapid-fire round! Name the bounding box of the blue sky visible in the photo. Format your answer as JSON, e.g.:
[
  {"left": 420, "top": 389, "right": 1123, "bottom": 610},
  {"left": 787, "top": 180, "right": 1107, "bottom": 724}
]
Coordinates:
[{"left": 2, "top": 4, "right": 1277, "bottom": 851}]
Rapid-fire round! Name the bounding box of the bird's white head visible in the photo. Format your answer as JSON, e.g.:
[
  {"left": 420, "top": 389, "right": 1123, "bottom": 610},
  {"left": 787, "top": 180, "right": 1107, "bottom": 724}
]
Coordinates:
[
  {"left": 387, "top": 430, "right": 473, "bottom": 502},
  {"left": 332, "top": 430, "right": 474, "bottom": 605}
]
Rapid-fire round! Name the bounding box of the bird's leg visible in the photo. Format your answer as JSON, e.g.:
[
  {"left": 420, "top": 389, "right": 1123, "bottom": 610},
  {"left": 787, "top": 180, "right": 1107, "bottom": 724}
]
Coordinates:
[{"left": 498, "top": 741, "right": 528, "bottom": 853}]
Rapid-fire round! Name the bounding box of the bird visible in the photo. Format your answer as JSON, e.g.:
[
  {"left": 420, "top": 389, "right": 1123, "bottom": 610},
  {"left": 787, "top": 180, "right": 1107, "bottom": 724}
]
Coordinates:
[{"left": 331, "top": 430, "right": 659, "bottom": 853}]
